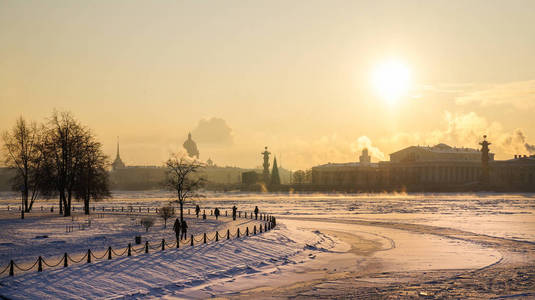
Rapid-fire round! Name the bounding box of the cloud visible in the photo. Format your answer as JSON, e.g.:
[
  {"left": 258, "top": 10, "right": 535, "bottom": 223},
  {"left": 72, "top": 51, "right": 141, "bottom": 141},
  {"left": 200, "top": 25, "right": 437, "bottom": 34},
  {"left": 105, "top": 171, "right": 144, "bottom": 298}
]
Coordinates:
[
  {"left": 500, "top": 128, "right": 535, "bottom": 155},
  {"left": 191, "top": 117, "right": 234, "bottom": 146},
  {"left": 455, "top": 80, "right": 535, "bottom": 109},
  {"left": 380, "top": 111, "right": 535, "bottom": 159},
  {"left": 351, "top": 136, "right": 386, "bottom": 161}
]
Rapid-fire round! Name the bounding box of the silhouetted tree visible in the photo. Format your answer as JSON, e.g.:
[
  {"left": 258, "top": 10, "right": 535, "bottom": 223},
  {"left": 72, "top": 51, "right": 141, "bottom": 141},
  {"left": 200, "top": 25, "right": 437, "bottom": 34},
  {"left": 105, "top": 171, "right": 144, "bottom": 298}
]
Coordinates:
[
  {"left": 271, "top": 157, "right": 280, "bottom": 185},
  {"left": 1, "top": 117, "right": 45, "bottom": 214},
  {"left": 40, "top": 111, "right": 109, "bottom": 216},
  {"left": 292, "top": 170, "right": 306, "bottom": 184},
  {"left": 74, "top": 138, "right": 111, "bottom": 215},
  {"left": 164, "top": 154, "right": 205, "bottom": 222},
  {"left": 158, "top": 205, "right": 175, "bottom": 228}
]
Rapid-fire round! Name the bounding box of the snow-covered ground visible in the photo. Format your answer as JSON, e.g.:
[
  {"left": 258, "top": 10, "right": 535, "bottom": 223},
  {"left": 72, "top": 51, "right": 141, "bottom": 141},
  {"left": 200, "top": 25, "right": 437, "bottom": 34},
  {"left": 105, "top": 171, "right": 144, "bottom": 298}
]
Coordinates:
[{"left": 0, "top": 191, "right": 533, "bottom": 299}]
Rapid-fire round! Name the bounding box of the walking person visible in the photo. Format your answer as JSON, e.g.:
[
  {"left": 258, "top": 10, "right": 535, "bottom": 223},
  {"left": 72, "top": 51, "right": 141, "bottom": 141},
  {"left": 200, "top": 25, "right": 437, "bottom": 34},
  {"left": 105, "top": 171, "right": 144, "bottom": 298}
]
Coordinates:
[
  {"left": 214, "top": 207, "right": 220, "bottom": 220},
  {"left": 181, "top": 219, "right": 188, "bottom": 239},
  {"left": 195, "top": 205, "right": 201, "bottom": 218},
  {"left": 173, "top": 217, "right": 181, "bottom": 243},
  {"left": 254, "top": 206, "right": 259, "bottom": 220},
  {"left": 232, "top": 205, "right": 237, "bottom": 221}
]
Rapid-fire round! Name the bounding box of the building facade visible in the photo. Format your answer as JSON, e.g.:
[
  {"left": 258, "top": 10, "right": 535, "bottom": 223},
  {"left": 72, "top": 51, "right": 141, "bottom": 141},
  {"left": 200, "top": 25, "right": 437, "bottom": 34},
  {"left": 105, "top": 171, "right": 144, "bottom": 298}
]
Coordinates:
[{"left": 310, "top": 140, "right": 535, "bottom": 192}]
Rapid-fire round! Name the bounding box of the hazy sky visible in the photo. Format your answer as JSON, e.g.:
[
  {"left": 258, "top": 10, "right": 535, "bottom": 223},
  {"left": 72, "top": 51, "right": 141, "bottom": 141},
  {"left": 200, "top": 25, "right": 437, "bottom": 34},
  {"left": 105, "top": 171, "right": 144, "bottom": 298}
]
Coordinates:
[{"left": 1, "top": 0, "right": 535, "bottom": 169}]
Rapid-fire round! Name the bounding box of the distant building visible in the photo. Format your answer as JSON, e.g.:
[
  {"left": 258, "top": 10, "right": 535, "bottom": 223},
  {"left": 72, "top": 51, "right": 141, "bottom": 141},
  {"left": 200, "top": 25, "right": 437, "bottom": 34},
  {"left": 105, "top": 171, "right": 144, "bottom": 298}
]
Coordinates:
[
  {"left": 311, "top": 148, "right": 379, "bottom": 189},
  {"left": 310, "top": 138, "right": 535, "bottom": 192},
  {"left": 111, "top": 138, "right": 126, "bottom": 171},
  {"left": 241, "top": 171, "right": 259, "bottom": 185},
  {"left": 382, "top": 143, "right": 489, "bottom": 188},
  {"left": 183, "top": 133, "right": 200, "bottom": 159},
  {"left": 490, "top": 154, "right": 535, "bottom": 191}
]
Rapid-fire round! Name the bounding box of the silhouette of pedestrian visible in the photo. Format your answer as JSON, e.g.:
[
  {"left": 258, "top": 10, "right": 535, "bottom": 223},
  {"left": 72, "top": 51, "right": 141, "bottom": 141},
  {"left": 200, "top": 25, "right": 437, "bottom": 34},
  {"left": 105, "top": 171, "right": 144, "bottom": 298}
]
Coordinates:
[
  {"left": 195, "top": 205, "right": 200, "bottom": 218},
  {"left": 181, "top": 219, "right": 188, "bottom": 239},
  {"left": 202, "top": 210, "right": 206, "bottom": 220},
  {"left": 232, "top": 205, "right": 237, "bottom": 221},
  {"left": 214, "top": 208, "right": 220, "bottom": 220},
  {"left": 173, "top": 217, "right": 181, "bottom": 242},
  {"left": 254, "top": 206, "right": 259, "bottom": 220}
]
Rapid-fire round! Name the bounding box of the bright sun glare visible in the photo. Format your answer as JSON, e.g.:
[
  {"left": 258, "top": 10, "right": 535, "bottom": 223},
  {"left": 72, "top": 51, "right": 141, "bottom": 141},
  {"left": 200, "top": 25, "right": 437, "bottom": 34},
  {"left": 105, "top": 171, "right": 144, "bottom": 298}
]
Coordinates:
[{"left": 372, "top": 60, "right": 411, "bottom": 104}]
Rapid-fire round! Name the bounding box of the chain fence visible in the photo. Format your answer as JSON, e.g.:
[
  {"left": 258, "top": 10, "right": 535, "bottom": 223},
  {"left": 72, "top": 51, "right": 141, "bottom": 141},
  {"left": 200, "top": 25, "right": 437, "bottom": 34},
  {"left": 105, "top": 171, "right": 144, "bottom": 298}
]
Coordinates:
[{"left": 0, "top": 211, "right": 276, "bottom": 278}]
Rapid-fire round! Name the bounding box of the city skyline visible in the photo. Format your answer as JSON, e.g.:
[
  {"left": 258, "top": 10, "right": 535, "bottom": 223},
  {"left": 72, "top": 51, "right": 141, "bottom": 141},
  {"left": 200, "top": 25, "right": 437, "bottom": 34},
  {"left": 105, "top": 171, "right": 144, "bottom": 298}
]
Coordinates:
[{"left": 1, "top": 1, "right": 535, "bottom": 169}]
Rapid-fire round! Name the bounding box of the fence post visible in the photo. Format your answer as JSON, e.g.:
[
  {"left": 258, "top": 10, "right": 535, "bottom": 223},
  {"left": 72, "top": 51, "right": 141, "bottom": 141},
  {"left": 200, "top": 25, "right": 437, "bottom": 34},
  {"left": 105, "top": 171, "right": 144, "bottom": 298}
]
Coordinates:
[
  {"left": 107, "top": 247, "right": 112, "bottom": 260},
  {"left": 203, "top": 233, "right": 207, "bottom": 244},
  {"left": 139, "top": 207, "right": 141, "bottom": 212},
  {"left": 254, "top": 225, "right": 257, "bottom": 235},
  {"left": 260, "top": 224, "right": 263, "bottom": 233},
  {"left": 216, "top": 231, "right": 219, "bottom": 242},
  {"left": 145, "top": 241, "right": 149, "bottom": 254},
  {"left": 227, "top": 229, "right": 230, "bottom": 240},
  {"left": 64, "top": 253, "right": 68, "bottom": 267},
  {"left": 38, "top": 256, "right": 43, "bottom": 272},
  {"left": 188, "top": 209, "right": 190, "bottom": 215},
  {"left": 128, "top": 244, "right": 132, "bottom": 256},
  {"left": 190, "top": 235, "right": 194, "bottom": 246},
  {"left": 237, "top": 228, "right": 240, "bottom": 238},
  {"left": 245, "top": 212, "right": 247, "bottom": 218},
  {"left": 162, "top": 239, "right": 165, "bottom": 251},
  {"left": 210, "top": 210, "right": 213, "bottom": 216},
  {"left": 121, "top": 207, "right": 124, "bottom": 212},
  {"left": 239, "top": 211, "right": 241, "bottom": 218},
  {"left": 87, "top": 249, "right": 92, "bottom": 263},
  {"left": 147, "top": 208, "right": 149, "bottom": 213},
  {"left": 246, "top": 227, "right": 249, "bottom": 236},
  {"left": 9, "top": 260, "right": 14, "bottom": 276},
  {"left": 225, "top": 211, "right": 228, "bottom": 216}
]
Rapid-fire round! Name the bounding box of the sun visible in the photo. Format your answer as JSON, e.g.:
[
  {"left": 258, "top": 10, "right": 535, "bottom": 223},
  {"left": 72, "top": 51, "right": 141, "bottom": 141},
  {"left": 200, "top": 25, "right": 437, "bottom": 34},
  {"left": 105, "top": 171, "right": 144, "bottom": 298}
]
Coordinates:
[{"left": 372, "top": 60, "right": 411, "bottom": 104}]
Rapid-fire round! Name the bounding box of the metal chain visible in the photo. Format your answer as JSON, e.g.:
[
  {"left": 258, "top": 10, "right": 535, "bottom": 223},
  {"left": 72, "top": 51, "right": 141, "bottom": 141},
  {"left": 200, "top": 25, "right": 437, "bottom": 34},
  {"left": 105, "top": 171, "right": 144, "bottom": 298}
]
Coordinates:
[
  {"left": 42, "top": 256, "right": 65, "bottom": 268},
  {"left": 149, "top": 243, "right": 161, "bottom": 251},
  {"left": 0, "top": 263, "right": 10, "bottom": 275},
  {"left": 91, "top": 249, "right": 109, "bottom": 260},
  {"left": 111, "top": 248, "right": 128, "bottom": 257},
  {"left": 68, "top": 253, "right": 88, "bottom": 264},
  {"left": 132, "top": 246, "right": 145, "bottom": 253},
  {"left": 13, "top": 260, "right": 39, "bottom": 272}
]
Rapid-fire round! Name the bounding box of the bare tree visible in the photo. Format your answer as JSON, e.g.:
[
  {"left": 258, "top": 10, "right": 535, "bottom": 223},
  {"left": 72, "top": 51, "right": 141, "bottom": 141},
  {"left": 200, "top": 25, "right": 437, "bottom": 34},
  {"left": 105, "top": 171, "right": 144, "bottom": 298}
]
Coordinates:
[
  {"left": 1, "top": 117, "right": 44, "bottom": 215},
  {"left": 158, "top": 205, "right": 175, "bottom": 228},
  {"left": 140, "top": 217, "right": 155, "bottom": 232},
  {"left": 164, "top": 154, "right": 205, "bottom": 222},
  {"left": 74, "top": 138, "right": 111, "bottom": 215},
  {"left": 40, "top": 111, "right": 109, "bottom": 216}
]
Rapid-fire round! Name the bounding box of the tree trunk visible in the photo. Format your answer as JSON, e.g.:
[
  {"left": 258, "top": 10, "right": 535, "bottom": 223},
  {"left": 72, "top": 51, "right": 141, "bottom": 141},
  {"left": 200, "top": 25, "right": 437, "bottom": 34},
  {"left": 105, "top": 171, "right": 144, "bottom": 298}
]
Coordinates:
[
  {"left": 180, "top": 200, "right": 184, "bottom": 222},
  {"left": 64, "top": 191, "right": 71, "bottom": 217},
  {"left": 59, "top": 192, "right": 64, "bottom": 215},
  {"left": 84, "top": 194, "right": 90, "bottom": 215}
]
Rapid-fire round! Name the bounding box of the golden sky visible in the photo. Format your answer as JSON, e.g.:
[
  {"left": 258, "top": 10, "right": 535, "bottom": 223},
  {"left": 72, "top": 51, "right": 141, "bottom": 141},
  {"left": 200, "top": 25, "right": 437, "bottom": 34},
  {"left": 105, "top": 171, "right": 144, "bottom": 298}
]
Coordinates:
[{"left": 1, "top": 1, "right": 534, "bottom": 169}]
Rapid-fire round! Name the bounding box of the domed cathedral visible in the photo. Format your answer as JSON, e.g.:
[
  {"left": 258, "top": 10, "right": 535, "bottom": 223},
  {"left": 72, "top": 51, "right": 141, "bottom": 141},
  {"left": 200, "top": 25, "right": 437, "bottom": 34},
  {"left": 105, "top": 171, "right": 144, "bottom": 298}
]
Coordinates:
[
  {"left": 111, "top": 137, "right": 126, "bottom": 171},
  {"left": 183, "top": 132, "right": 200, "bottom": 159}
]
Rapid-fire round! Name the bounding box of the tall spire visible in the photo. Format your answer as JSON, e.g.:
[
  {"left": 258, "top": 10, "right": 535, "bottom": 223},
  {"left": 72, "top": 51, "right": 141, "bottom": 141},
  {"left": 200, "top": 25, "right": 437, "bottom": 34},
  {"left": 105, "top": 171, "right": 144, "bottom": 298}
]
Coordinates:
[
  {"left": 116, "top": 136, "right": 120, "bottom": 159},
  {"left": 112, "top": 136, "right": 126, "bottom": 171}
]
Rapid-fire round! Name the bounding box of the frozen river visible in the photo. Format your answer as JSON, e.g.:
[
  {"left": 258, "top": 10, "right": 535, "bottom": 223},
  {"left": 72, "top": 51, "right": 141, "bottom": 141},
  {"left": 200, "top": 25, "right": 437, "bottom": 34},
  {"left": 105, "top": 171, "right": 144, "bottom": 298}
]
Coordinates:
[{"left": 3, "top": 191, "right": 532, "bottom": 242}]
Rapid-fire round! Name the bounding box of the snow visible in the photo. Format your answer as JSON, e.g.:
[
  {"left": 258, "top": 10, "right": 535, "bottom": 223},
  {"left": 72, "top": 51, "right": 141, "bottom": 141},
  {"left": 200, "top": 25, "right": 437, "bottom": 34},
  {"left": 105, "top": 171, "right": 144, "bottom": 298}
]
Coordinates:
[{"left": 0, "top": 192, "right": 533, "bottom": 298}]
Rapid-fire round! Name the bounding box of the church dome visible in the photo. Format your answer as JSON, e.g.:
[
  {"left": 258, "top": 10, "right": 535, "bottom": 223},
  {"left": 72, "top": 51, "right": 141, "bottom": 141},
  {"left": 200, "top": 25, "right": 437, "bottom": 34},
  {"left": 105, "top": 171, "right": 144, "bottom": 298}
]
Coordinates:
[{"left": 183, "top": 133, "right": 200, "bottom": 158}]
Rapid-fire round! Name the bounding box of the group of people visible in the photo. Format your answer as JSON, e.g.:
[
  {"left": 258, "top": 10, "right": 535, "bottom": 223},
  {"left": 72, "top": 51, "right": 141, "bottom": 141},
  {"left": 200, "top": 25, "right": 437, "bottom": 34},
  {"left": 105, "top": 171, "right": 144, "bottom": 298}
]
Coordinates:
[
  {"left": 174, "top": 204, "right": 265, "bottom": 241},
  {"left": 172, "top": 218, "right": 188, "bottom": 240}
]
